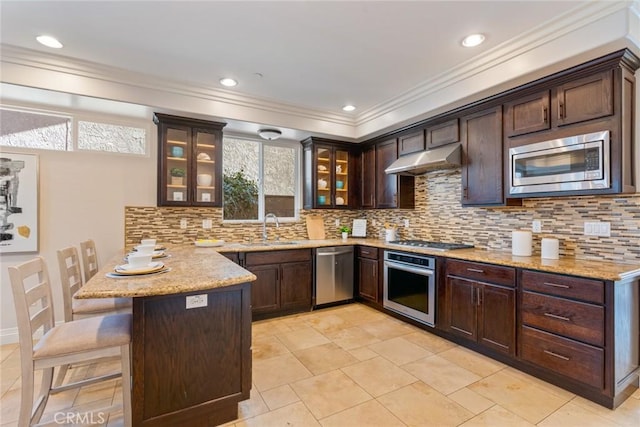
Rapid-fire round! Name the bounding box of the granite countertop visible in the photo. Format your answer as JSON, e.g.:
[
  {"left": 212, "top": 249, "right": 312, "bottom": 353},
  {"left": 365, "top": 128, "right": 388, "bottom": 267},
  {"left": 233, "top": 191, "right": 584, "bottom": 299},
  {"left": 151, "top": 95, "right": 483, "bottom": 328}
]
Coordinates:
[
  {"left": 76, "top": 246, "right": 257, "bottom": 299},
  {"left": 215, "top": 238, "right": 640, "bottom": 282}
]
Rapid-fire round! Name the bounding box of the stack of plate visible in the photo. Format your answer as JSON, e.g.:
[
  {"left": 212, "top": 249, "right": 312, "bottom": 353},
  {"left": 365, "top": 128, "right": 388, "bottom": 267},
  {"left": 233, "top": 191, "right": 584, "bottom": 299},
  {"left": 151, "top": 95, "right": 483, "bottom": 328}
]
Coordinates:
[{"left": 107, "top": 261, "right": 171, "bottom": 278}]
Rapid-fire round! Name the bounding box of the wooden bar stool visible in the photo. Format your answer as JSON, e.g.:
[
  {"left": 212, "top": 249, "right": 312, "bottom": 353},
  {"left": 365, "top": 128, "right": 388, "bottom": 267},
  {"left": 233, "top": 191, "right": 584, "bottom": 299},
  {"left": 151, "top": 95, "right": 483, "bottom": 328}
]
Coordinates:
[{"left": 8, "top": 257, "right": 132, "bottom": 427}]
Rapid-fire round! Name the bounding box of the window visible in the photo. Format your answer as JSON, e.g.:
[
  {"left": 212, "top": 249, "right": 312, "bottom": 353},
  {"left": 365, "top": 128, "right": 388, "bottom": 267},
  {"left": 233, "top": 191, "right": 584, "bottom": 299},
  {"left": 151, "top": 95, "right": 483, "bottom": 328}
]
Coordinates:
[
  {"left": 223, "top": 136, "right": 298, "bottom": 221},
  {"left": 0, "top": 107, "right": 72, "bottom": 150},
  {"left": 0, "top": 106, "right": 148, "bottom": 155}
]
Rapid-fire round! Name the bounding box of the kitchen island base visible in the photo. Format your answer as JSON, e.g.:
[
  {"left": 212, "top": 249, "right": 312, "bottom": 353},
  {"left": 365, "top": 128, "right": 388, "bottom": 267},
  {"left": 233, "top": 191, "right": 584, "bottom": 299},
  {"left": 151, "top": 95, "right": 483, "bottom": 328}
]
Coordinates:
[{"left": 131, "top": 283, "right": 251, "bottom": 426}]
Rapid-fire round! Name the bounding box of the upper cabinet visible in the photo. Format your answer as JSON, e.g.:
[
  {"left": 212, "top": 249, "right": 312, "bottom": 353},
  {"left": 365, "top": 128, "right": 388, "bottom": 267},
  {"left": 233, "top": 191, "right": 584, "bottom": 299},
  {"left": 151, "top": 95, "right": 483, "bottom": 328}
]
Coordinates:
[
  {"left": 398, "top": 130, "right": 425, "bottom": 156},
  {"left": 504, "top": 90, "right": 551, "bottom": 137},
  {"left": 302, "top": 137, "right": 355, "bottom": 209},
  {"left": 154, "top": 113, "right": 225, "bottom": 207},
  {"left": 375, "top": 138, "right": 415, "bottom": 209},
  {"left": 554, "top": 70, "right": 613, "bottom": 127},
  {"left": 461, "top": 106, "right": 504, "bottom": 206},
  {"left": 427, "top": 119, "right": 460, "bottom": 148},
  {"left": 360, "top": 145, "right": 376, "bottom": 209}
]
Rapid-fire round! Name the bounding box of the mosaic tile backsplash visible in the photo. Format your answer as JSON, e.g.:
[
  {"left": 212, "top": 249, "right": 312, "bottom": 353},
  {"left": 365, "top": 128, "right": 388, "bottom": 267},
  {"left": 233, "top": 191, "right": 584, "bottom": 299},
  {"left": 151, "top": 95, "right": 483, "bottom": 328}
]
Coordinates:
[{"left": 125, "top": 170, "right": 640, "bottom": 263}]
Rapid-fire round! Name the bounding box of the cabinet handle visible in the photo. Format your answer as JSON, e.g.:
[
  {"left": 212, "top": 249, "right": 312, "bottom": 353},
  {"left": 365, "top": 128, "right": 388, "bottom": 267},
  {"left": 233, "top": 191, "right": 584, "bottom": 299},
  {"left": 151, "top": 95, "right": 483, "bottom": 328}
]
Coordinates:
[
  {"left": 542, "top": 106, "right": 548, "bottom": 123},
  {"left": 476, "top": 287, "right": 481, "bottom": 306},
  {"left": 467, "top": 268, "right": 484, "bottom": 273},
  {"left": 544, "top": 350, "right": 570, "bottom": 361},
  {"left": 544, "top": 312, "right": 571, "bottom": 322},
  {"left": 559, "top": 102, "right": 565, "bottom": 119},
  {"left": 471, "top": 287, "right": 474, "bottom": 305},
  {"left": 543, "top": 282, "right": 569, "bottom": 289}
]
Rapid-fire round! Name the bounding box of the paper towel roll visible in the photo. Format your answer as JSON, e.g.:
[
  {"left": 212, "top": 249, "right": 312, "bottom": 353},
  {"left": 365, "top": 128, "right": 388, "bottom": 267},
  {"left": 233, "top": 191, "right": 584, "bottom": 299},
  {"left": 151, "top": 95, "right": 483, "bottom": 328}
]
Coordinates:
[
  {"left": 541, "top": 238, "right": 560, "bottom": 259},
  {"left": 512, "top": 230, "right": 532, "bottom": 256}
]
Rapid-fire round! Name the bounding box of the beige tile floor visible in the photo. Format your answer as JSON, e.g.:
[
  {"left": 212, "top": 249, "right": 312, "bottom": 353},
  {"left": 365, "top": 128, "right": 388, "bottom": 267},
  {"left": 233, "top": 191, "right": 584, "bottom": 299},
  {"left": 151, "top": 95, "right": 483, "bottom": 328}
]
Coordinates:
[{"left": 1, "top": 303, "right": 639, "bottom": 426}]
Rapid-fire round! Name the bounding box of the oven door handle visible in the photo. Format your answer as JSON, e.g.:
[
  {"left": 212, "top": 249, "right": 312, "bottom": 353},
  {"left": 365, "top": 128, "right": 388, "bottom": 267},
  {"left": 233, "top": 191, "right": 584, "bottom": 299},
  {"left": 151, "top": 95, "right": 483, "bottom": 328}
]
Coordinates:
[{"left": 384, "top": 261, "right": 434, "bottom": 277}]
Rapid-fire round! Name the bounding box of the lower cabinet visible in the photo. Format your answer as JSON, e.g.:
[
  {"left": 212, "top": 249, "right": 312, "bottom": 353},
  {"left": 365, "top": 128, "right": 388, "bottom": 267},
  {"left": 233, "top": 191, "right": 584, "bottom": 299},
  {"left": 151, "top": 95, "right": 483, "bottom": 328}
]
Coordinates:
[
  {"left": 245, "top": 249, "right": 312, "bottom": 319},
  {"left": 356, "top": 246, "right": 380, "bottom": 304},
  {"left": 444, "top": 259, "right": 516, "bottom": 356}
]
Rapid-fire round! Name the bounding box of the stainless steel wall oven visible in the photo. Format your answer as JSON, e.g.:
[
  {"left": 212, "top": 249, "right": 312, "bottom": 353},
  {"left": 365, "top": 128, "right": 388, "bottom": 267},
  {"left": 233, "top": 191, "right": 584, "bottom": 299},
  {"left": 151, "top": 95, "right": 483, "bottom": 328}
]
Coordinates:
[{"left": 383, "top": 251, "right": 436, "bottom": 327}]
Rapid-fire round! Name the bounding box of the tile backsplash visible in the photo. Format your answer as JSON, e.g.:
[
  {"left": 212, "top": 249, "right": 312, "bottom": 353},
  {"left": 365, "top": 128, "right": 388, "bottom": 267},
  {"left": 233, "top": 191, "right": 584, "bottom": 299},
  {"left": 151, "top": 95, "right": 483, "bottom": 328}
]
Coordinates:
[{"left": 125, "top": 170, "right": 640, "bottom": 263}]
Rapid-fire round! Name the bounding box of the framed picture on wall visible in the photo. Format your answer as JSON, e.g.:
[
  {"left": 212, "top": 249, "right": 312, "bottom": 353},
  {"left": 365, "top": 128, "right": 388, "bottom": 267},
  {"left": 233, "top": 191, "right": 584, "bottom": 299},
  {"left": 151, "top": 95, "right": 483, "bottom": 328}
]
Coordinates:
[{"left": 0, "top": 152, "right": 39, "bottom": 253}]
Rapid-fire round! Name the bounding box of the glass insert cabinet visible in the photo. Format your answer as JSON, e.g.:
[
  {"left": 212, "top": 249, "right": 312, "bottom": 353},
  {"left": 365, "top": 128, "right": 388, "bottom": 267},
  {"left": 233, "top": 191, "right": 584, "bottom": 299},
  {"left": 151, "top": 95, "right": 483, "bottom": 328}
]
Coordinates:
[
  {"left": 302, "top": 137, "right": 355, "bottom": 209},
  {"left": 154, "top": 113, "right": 226, "bottom": 206}
]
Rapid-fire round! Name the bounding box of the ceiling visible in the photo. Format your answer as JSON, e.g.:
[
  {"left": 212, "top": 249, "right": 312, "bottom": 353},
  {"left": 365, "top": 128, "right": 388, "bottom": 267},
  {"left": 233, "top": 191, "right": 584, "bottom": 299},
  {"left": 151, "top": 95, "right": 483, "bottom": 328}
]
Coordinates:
[{"left": 0, "top": 1, "right": 637, "bottom": 141}]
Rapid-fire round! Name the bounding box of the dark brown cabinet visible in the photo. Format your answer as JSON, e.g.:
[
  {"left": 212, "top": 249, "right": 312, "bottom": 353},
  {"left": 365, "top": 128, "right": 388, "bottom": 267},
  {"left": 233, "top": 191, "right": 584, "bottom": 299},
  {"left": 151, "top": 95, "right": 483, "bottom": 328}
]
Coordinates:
[
  {"left": 554, "top": 70, "right": 613, "bottom": 127},
  {"left": 154, "top": 113, "right": 225, "bottom": 207},
  {"left": 445, "top": 259, "right": 516, "bottom": 356},
  {"left": 302, "top": 137, "right": 355, "bottom": 209},
  {"left": 398, "top": 130, "right": 425, "bottom": 156},
  {"left": 504, "top": 90, "right": 551, "bottom": 137},
  {"left": 360, "top": 145, "right": 376, "bottom": 208},
  {"left": 461, "top": 106, "right": 504, "bottom": 206},
  {"left": 356, "top": 246, "right": 379, "bottom": 304},
  {"left": 375, "top": 138, "right": 415, "bottom": 209},
  {"left": 519, "top": 270, "right": 606, "bottom": 390},
  {"left": 427, "top": 118, "right": 460, "bottom": 148},
  {"left": 245, "top": 249, "right": 312, "bottom": 319}
]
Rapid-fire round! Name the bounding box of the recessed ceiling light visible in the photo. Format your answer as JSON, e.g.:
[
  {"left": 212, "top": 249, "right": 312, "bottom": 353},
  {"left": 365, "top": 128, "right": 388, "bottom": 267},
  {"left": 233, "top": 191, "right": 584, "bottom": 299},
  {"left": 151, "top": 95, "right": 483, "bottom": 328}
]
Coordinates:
[
  {"left": 462, "top": 34, "right": 485, "bottom": 48},
  {"left": 220, "top": 78, "right": 238, "bottom": 87},
  {"left": 342, "top": 105, "right": 356, "bottom": 112},
  {"left": 36, "top": 35, "right": 63, "bottom": 49}
]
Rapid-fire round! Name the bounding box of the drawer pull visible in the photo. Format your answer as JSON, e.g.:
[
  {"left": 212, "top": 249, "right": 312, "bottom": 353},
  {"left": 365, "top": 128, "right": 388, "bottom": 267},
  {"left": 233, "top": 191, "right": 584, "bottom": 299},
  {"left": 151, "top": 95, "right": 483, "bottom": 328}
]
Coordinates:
[
  {"left": 467, "top": 268, "right": 484, "bottom": 273},
  {"left": 543, "top": 282, "right": 570, "bottom": 289},
  {"left": 544, "top": 350, "right": 570, "bottom": 361},
  {"left": 544, "top": 312, "right": 571, "bottom": 322}
]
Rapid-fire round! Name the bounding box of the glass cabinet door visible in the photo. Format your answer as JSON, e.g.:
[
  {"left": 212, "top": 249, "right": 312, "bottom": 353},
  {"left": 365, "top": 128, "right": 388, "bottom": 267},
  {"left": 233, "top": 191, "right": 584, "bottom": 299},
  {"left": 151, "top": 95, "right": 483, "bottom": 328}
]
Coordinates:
[
  {"left": 316, "top": 147, "right": 332, "bottom": 206},
  {"left": 335, "top": 150, "right": 349, "bottom": 206},
  {"left": 194, "top": 129, "right": 217, "bottom": 204},
  {"left": 166, "top": 127, "right": 189, "bottom": 203}
]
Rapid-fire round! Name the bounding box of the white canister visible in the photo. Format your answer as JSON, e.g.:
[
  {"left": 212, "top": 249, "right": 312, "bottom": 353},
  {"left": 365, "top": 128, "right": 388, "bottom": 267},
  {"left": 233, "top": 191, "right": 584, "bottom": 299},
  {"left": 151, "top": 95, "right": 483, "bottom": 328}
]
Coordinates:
[
  {"left": 512, "top": 230, "right": 532, "bottom": 256},
  {"left": 541, "top": 238, "right": 560, "bottom": 259},
  {"left": 197, "top": 174, "right": 213, "bottom": 186},
  {"left": 385, "top": 229, "right": 397, "bottom": 242}
]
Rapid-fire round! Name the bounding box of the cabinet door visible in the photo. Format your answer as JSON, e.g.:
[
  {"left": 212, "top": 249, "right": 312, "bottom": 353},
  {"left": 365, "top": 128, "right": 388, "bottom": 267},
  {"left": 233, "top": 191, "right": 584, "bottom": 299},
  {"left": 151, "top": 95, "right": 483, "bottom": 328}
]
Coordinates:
[
  {"left": 334, "top": 149, "right": 350, "bottom": 207},
  {"left": 361, "top": 146, "right": 376, "bottom": 208},
  {"left": 398, "top": 131, "right": 425, "bottom": 156},
  {"left": 247, "top": 264, "right": 280, "bottom": 314},
  {"left": 375, "top": 138, "right": 399, "bottom": 208},
  {"left": 504, "top": 90, "right": 551, "bottom": 137},
  {"left": 447, "top": 277, "right": 477, "bottom": 341},
  {"left": 315, "top": 146, "right": 333, "bottom": 207},
  {"left": 427, "top": 119, "right": 460, "bottom": 148},
  {"left": 161, "top": 124, "right": 191, "bottom": 206},
  {"left": 357, "top": 257, "right": 378, "bottom": 302},
  {"left": 280, "top": 261, "right": 312, "bottom": 311},
  {"left": 461, "top": 106, "right": 503, "bottom": 206},
  {"left": 478, "top": 284, "right": 515, "bottom": 355},
  {"left": 555, "top": 70, "right": 613, "bottom": 126},
  {"left": 192, "top": 128, "right": 221, "bottom": 205}
]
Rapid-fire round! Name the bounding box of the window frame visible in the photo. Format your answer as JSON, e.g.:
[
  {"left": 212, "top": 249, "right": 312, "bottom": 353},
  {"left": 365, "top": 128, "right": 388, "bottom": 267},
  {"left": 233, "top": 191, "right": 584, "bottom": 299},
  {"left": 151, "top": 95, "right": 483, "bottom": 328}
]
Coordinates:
[{"left": 222, "top": 134, "right": 301, "bottom": 223}]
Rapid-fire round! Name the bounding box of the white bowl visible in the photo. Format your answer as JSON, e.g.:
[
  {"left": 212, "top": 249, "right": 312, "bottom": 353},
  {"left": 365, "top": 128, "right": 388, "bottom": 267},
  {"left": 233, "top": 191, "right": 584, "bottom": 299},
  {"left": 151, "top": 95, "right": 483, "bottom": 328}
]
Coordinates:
[
  {"left": 128, "top": 253, "right": 153, "bottom": 268},
  {"left": 135, "top": 244, "right": 156, "bottom": 254},
  {"left": 141, "top": 239, "right": 156, "bottom": 246},
  {"left": 197, "top": 174, "right": 213, "bottom": 186}
]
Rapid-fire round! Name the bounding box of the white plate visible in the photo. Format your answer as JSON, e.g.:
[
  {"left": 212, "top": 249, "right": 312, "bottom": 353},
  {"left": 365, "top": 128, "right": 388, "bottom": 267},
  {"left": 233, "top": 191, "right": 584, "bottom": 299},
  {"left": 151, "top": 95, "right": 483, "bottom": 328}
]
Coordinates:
[
  {"left": 115, "top": 261, "right": 164, "bottom": 275},
  {"left": 195, "top": 239, "right": 225, "bottom": 247}
]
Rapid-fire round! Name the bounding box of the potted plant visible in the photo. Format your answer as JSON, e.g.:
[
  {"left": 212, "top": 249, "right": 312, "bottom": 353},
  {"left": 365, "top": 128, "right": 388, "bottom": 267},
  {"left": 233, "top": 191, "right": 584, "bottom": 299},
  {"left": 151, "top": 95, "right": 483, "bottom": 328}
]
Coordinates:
[
  {"left": 170, "top": 167, "right": 186, "bottom": 185},
  {"left": 339, "top": 225, "right": 351, "bottom": 240}
]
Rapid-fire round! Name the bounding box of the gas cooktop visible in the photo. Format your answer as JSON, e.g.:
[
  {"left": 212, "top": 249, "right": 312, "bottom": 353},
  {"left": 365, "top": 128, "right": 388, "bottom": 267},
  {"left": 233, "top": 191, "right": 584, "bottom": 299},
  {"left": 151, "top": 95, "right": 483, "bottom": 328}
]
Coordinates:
[{"left": 388, "top": 240, "right": 474, "bottom": 251}]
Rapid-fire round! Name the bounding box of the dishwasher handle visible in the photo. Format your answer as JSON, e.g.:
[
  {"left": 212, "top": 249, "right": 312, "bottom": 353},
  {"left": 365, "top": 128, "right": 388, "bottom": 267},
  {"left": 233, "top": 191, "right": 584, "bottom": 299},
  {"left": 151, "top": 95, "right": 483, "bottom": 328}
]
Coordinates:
[{"left": 317, "top": 250, "right": 353, "bottom": 257}]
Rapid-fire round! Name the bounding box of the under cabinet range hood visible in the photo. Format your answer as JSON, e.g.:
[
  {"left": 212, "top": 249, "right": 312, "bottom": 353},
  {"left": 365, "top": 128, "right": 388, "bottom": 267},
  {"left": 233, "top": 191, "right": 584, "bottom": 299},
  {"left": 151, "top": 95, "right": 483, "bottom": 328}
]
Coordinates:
[{"left": 385, "top": 143, "right": 462, "bottom": 175}]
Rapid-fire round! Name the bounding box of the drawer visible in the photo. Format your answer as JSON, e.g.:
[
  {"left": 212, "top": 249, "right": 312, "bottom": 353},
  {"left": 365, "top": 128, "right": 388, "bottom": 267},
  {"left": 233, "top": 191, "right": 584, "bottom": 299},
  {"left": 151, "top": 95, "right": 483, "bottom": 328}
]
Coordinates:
[
  {"left": 245, "top": 249, "right": 312, "bottom": 266},
  {"left": 521, "top": 326, "right": 604, "bottom": 389},
  {"left": 446, "top": 259, "right": 515, "bottom": 287},
  {"left": 357, "top": 246, "right": 378, "bottom": 260},
  {"left": 522, "top": 291, "right": 604, "bottom": 346},
  {"left": 521, "top": 270, "right": 604, "bottom": 304}
]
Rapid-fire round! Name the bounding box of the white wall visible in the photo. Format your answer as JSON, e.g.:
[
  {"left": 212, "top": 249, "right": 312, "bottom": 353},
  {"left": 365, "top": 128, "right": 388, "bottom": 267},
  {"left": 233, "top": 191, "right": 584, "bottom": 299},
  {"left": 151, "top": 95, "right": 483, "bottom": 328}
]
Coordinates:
[{"left": 0, "top": 144, "right": 157, "bottom": 343}]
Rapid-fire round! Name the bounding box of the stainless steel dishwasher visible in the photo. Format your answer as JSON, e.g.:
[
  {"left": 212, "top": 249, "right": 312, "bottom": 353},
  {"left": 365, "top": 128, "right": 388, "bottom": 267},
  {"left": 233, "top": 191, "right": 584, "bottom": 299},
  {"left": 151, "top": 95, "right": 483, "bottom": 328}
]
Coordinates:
[{"left": 315, "top": 246, "right": 354, "bottom": 306}]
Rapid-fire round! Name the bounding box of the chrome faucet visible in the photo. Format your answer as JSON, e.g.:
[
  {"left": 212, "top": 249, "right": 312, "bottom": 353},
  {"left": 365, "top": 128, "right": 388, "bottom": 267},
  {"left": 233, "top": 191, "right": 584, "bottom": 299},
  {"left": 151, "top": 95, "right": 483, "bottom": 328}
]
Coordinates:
[{"left": 263, "top": 213, "right": 279, "bottom": 241}]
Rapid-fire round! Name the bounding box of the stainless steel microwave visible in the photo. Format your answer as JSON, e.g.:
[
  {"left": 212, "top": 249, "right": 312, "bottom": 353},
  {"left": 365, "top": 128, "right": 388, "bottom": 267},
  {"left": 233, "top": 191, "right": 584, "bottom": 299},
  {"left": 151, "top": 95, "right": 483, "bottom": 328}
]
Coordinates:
[{"left": 509, "top": 130, "right": 610, "bottom": 195}]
